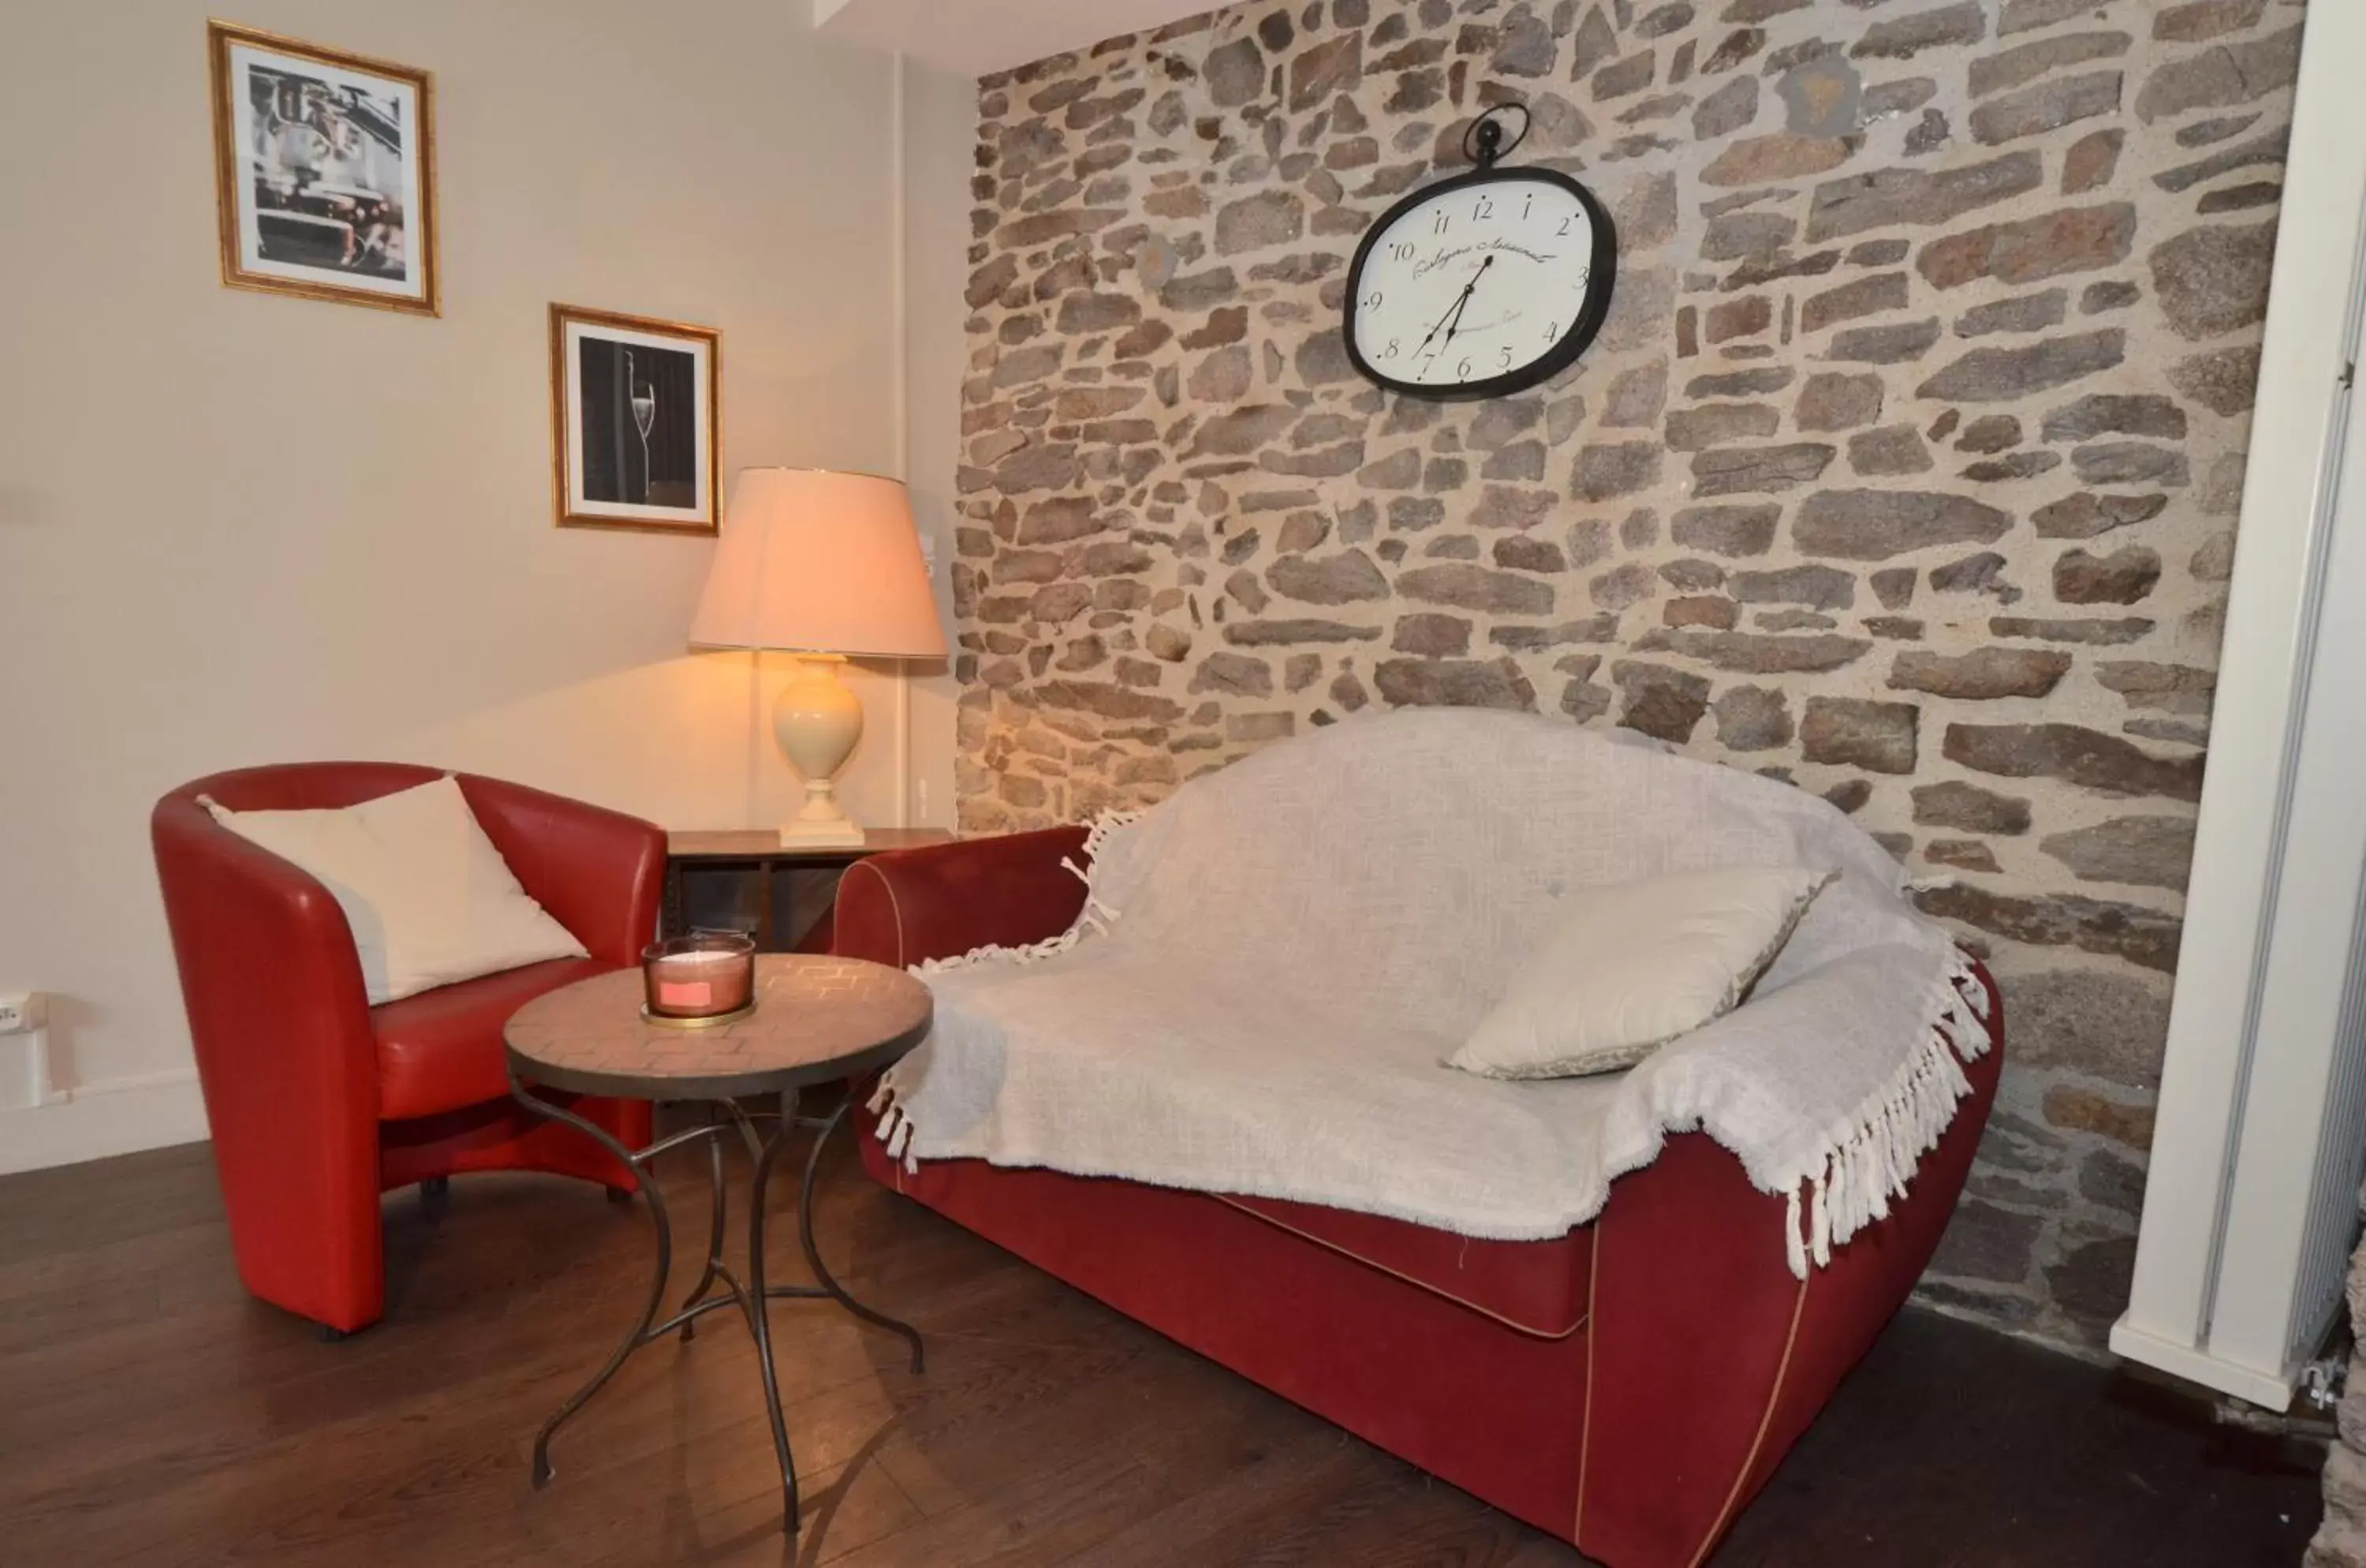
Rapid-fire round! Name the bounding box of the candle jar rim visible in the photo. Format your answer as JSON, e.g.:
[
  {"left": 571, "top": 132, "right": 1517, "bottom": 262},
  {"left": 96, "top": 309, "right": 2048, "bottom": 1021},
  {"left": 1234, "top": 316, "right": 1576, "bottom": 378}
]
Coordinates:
[{"left": 642, "top": 930, "right": 758, "bottom": 964}]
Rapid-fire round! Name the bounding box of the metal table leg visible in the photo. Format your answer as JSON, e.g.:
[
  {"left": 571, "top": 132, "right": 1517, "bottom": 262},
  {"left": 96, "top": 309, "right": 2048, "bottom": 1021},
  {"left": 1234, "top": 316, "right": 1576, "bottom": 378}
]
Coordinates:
[
  {"left": 506, "top": 1075, "right": 687, "bottom": 1489},
  {"left": 672, "top": 1107, "right": 729, "bottom": 1342},
  {"left": 745, "top": 1124, "right": 803, "bottom": 1532},
  {"left": 508, "top": 1078, "right": 923, "bottom": 1536},
  {"left": 782, "top": 1097, "right": 925, "bottom": 1374}
]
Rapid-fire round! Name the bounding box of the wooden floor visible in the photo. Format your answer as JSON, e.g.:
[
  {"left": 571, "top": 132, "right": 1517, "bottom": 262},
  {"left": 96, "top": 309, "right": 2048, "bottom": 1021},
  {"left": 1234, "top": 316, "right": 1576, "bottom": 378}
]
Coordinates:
[{"left": 0, "top": 1133, "right": 2326, "bottom": 1568}]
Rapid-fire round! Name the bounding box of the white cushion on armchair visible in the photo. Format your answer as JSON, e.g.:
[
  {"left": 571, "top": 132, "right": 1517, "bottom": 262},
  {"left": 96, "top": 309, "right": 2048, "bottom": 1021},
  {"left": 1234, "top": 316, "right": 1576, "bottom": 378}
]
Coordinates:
[{"left": 203, "top": 775, "right": 587, "bottom": 1005}]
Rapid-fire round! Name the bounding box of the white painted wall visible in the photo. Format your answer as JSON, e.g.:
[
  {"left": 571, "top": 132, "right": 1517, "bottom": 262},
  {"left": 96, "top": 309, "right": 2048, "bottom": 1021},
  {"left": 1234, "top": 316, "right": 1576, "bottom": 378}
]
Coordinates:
[
  {"left": 0, "top": 0, "right": 968, "bottom": 1171},
  {"left": 898, "top": 60, "right": 978, "bottom": 830}
]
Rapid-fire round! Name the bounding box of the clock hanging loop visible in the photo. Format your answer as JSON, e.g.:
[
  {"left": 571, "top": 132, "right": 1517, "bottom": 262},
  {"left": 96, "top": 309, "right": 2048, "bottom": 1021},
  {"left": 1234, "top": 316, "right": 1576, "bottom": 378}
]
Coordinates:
[{"left": 1462, "top": 102, "right": 1533, "bottom": 171}]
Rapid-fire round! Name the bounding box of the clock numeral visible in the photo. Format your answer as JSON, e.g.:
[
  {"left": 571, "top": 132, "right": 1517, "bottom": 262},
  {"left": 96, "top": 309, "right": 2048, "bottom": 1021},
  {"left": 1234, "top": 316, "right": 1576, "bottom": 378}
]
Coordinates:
[
  {"left": 1382, "top": 338, "right": 1400, "bottom": 360},
  {"left": 1390, "top": 241, "right": 1415, "bottom": 261},
  {"left": 1433, "top": 211, "right": 1451, "bottom": 235},
  {"left": 1362, "top": 290, "right": 1383, "bottom": 311},
  {"left": 1457, "top": 357, "right": 1472, "bottom": 379},
  {"left": 1499, "top": 347, "right": 1514, "bottom": 368},
  {"left": 1522, "top": 195, "right": 1533, "bottom": 219},
  {"left": 1557, "top": 216, "right": 1573, "bottom": 236},
  {"left": 1473, "top": 196, "right": 1495, "bottom": 220},
  {"left": 1544, "top": 321, "right": 1558, "bottom": 341}
]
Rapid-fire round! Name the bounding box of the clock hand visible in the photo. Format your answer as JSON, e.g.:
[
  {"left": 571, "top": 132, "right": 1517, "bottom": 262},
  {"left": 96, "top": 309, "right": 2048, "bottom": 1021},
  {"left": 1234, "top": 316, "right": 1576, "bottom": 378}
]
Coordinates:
[
  {"left": 1410, "top": 256, "right": 1493, "bottom": 360},
  {"left": 1410, "top": 286, "right": 1473, "bottom": 359},
  {"left": 1442, "top": 255, "right": 1495, "bottom": 347}
]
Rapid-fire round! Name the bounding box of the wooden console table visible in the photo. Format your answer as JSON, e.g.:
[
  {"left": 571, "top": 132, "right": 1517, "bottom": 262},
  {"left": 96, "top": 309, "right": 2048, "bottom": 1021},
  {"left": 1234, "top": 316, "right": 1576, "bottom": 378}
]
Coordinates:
[{"left": 664, "top": 829, "right": 953, "bottom": 953}]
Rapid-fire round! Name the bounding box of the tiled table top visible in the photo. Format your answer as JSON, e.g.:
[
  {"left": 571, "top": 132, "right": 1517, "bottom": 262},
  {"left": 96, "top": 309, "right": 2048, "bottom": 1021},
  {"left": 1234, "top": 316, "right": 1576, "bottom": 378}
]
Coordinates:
[{"left": 505, "top": 955, "right": 933, "bottom": 1099}]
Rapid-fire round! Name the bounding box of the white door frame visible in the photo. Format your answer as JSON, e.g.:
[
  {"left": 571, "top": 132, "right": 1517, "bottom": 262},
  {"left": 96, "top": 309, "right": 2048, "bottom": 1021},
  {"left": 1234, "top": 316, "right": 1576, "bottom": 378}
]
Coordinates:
[{"left": 2110, "top": 4, "right": 2366, "bottom": 1408}]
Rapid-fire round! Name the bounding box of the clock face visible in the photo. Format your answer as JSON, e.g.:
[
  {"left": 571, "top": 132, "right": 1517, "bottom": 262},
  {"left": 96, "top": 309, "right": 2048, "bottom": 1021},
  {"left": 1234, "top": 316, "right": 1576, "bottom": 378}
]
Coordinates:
[{"left": 1342, "top": 168, "right": 1617, "bottom": 401}]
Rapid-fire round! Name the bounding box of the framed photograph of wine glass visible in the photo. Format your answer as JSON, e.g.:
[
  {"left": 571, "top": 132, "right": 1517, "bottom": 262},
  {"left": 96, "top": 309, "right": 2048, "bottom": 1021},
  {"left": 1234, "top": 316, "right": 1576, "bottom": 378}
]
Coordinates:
[
  {"left": 549, "top": 304, "right": 722, "bottom": 535},
  {"left": 207, "top": 21, "right": 438, "bottom": 315}
]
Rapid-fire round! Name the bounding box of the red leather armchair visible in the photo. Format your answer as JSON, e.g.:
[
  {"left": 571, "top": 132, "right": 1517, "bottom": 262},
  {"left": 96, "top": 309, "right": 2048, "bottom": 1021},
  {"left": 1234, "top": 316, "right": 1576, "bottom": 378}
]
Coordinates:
[{"left": 152, "top": 763, "right": 667, "bottom": 1336}]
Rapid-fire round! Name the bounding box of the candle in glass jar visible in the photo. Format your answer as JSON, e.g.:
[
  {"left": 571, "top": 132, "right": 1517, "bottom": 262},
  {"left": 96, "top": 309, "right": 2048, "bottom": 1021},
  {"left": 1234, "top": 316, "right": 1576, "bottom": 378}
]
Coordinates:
[{"left": 644, "top": 943, "right": 754, "bottom": 1017}]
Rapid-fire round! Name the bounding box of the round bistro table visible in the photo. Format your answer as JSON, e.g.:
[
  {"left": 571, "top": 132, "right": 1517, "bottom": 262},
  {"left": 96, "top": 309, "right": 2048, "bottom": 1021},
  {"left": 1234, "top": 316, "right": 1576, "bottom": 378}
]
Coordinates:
[{"left": 503, "top": 954, "right": 933, "bottom": 1534}]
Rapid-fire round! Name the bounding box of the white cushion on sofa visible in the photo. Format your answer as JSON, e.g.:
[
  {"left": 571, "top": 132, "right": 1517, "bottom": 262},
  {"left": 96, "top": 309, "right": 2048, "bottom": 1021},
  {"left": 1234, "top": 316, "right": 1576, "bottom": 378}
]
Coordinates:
[
  {"left": 1447, "top": 865, "right": 1833, "bottom": 1080},
  {"left": 203, "top": 775, "right": 587, "bottom": 1005}
]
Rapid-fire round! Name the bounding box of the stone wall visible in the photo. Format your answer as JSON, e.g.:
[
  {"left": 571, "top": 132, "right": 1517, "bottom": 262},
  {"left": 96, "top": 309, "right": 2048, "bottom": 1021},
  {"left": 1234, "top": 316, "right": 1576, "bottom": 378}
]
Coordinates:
[{"left": 952, "top": 0, "right": 2303, "bottom": 1346}]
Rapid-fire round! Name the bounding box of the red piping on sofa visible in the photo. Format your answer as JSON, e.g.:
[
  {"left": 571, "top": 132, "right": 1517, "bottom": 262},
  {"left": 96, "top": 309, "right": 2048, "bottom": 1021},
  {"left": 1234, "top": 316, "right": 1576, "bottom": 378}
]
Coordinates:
[{"left": 834, "top": 830, "right": 2001, "bottom": 1568}]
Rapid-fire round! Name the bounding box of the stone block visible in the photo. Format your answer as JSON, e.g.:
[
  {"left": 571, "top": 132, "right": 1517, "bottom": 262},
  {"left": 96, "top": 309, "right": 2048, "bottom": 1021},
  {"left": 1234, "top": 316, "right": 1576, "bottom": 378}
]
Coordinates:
[
  {"left": 1805, "top": 151, "right": 2043, "bottom": 245},
  {"left": 1692, "top": 443, "right": 1836, "bottom": 496},
  {"left": 1612, "top": 661, "right": 1713, "bottom": 743},
  {"left": 1850, "top": 425, "right": 1935, "bottom": 476},
  {"left": 2150, "top": 220, "right": 2278, "bottom": 341},
  {"left": 1969, "top": 70, "right": 2123, "bottom": 147},
  {"left": 2134, "top": 24, "right": 2301, "bottom": 122},
  {"left": 1672, "top": 503, "right": 1782, "bottom": 557},
  {"left": 1802, "top": 697, "right": 1919, "bottom": 773},
  {"left": 1916, "top": 330, "right": 2126, "bottom": 402},
  {"left": 1890, "top": 648, "right": 2070, "bottom": 700},
  {"left": 1930, "top": 1201, "right": 2042, "bottom": 1286},
  {"left": 1971, "top": 31, "right": 2133, "bottom": 98},
  {"left": 2054, "top": 547, "right": 2163, "bottom": 605},
  {"left": 1573, "top": 442, "right": 1666, "bottom": 501},
  {"left": 1796, "top": 372, "right": 1885, "bottom": 432},
  {"left": 1794, "top": 491, "right": 2013, "bottom": 561},
  {"left": 2002, "top": 968, "right": 2169, "bottom": 1088},
  {"left": 2045, "top": 1085, "right": 2157, "bottom": 1152},
  {"left": 1917, "top": 882, "right": 2183, "bottom": 972},
  {"left": 1398, "top": 564, "right": 1555, "bottom": 615},
  {"left": 1714, "top": 685, "right": 1793, "bottom": 751},
  {"left": 1391, "top": 614, "right": 1472, "bottom": 657},
  {"left": 1917, "top": 205, "right": 2136, "bottom": 290},
  {"left": 1375, "top": 657, "right": 1537, "bottom": 711},
  {"left": 2039, "top": 816, "right": 2195, "bottom": 891},
  {"left": 1944, "top": 722, "right": 2202, "bottom": 801}
]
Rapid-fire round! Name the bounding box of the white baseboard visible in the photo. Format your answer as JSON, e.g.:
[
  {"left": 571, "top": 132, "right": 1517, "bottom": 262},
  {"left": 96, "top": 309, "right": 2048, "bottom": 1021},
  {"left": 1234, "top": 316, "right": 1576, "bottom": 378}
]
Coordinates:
[{"left": 0, "top": 1070, "right": 210, "bottom": 1176}]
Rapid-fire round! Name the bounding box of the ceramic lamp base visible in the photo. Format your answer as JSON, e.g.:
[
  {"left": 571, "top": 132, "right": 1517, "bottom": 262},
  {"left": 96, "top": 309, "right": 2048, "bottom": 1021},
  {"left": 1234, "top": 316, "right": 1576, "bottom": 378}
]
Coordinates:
[
  {"left": 773, "top": 656, "right": 868, "bottom": 849},
  {"left": 778, "top": 817, "right": 866, "bottom": 849}
]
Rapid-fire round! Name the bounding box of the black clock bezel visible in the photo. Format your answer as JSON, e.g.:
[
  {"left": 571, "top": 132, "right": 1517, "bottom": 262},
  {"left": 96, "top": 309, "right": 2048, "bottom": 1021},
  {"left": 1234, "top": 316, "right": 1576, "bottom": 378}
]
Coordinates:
[{"left": 1340, "top": 163, "right": 1619, "bottom": 403}]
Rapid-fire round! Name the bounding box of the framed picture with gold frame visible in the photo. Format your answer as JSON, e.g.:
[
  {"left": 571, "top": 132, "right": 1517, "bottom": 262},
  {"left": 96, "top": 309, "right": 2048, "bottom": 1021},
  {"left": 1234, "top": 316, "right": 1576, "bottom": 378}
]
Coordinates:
[
  {"left": 207, "top": 21, "right": 438, "bottom": 315},
  {"left": 550, "top": 304, "right": 722, "bottom": 536}
]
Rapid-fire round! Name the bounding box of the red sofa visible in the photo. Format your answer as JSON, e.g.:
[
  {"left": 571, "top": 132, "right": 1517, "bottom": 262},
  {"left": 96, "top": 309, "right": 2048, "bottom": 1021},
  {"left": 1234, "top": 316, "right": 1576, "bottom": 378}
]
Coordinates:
[
  {"left": 834, "top": 827, "right": 2003, "bottom": 1568},
  {"left": 151, "top": 763, "right": 666, "bottom": 1336}
]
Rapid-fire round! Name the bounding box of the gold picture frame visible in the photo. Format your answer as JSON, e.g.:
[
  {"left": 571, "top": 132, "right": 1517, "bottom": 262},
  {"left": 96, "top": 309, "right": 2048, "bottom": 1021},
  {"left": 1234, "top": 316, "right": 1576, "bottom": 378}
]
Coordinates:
[
  {"left": 550, "top": 304, "right": 723, "bottom": 536},
  {"left": 207, "top": 20, "right": 438, "bottom": 315}
]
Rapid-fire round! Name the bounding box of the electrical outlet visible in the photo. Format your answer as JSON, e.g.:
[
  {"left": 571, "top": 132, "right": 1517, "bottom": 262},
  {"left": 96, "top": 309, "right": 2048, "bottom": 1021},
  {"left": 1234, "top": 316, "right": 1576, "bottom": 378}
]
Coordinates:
[{"left": 0, "top": 992, "right": 46, "bottom": 1034}]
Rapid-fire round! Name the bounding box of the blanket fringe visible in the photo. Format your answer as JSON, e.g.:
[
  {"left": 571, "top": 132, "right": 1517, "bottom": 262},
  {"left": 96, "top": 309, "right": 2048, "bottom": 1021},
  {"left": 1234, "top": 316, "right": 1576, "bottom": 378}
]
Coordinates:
[
  {"left": 1782, "top": 951, "right": 1991, "bottom": 1279},
  {"left": 878, "top": 809, "right": 1145, "bottom": 1168},
  {"left": 909, "top": 810, "right": 1143, "bottom": 979}
]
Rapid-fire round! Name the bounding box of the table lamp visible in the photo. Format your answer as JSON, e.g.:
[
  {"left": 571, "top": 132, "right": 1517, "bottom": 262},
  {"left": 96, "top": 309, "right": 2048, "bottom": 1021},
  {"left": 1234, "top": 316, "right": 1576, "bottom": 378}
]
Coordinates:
[{"left": 689, "top": 468, "right": 948, "bottom": 847}]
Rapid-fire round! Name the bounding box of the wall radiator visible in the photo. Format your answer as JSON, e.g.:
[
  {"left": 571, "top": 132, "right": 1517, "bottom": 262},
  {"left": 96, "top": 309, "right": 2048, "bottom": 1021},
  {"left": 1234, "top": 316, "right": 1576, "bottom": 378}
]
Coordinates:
[{"left": 2114, "top": 16, "right": 2366, "bottom": 1403}]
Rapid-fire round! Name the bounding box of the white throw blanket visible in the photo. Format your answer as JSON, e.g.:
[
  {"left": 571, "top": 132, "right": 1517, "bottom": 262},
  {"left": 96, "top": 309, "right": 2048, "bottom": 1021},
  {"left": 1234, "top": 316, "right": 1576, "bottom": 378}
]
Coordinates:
[{"left": 875, "top": 709, "right": 1990, "bottom": 1277}]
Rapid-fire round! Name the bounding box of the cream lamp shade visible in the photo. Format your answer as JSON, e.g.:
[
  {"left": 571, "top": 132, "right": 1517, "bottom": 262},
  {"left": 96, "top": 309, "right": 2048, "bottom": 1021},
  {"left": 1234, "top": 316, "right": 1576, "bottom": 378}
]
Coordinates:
[{"left": 690, "top": 469, "right": 947, "bottom": 847}]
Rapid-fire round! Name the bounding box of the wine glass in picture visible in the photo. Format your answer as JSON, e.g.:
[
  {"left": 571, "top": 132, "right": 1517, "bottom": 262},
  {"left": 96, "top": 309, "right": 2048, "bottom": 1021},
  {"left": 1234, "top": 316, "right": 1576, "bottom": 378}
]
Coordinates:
[{"left": 625, "top": 350, "right": 658, "bottom": 503}]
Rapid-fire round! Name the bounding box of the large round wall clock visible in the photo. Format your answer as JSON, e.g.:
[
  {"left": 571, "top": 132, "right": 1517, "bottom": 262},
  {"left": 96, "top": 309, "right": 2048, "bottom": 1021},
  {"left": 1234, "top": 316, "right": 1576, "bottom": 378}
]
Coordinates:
[{"left": 1342, "top": 106, "right": 1618, "bottom": 402}]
